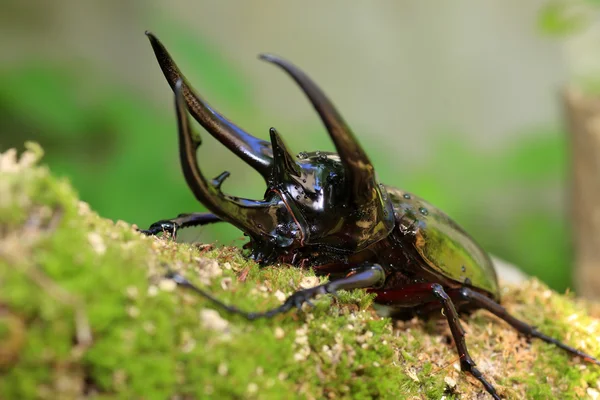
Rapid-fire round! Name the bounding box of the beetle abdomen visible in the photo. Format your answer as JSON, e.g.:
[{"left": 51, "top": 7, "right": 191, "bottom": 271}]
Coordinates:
[{"left": 386, "top": 186, "right": 500, "bottom": 299}]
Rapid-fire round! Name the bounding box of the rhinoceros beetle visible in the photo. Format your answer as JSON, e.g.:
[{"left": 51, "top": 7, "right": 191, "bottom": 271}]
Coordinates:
[{"left": 140, "top": 32, "right": 599, "bottom": 399}]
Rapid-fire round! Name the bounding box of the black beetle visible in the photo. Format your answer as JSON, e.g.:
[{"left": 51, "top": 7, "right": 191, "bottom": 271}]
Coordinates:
[{"left": 140, "top": 32, "right": 599, "bottom": 399}]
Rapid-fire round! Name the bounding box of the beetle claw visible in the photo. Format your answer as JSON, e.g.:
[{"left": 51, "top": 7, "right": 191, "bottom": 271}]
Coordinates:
[
  {"left": 284, "top": 288, "right": 320, "bottom": 311},
  {"left": 138, "top": 220, "right": 179, "bottom": 239}
]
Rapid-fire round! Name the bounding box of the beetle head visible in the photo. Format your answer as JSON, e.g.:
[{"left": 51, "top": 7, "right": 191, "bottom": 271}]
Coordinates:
[{"left": 147, "top": 32, "right": 395, "bottom": 261}]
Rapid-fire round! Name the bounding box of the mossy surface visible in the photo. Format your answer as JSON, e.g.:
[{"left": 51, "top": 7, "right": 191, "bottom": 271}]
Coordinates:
[{"left": 1, "top": 144, "right": 600, "bottom": 399}]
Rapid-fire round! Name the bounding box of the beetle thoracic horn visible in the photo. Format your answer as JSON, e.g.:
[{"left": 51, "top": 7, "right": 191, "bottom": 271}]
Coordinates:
[
  {"left": 146, "top": 31, "right": 273, "bottom": 179},
  {"left": 173, "top": 79, "right": 273, "bottom": 236},
  {"left": 259, "top": 54, "right": 376, "bottom": 204}
]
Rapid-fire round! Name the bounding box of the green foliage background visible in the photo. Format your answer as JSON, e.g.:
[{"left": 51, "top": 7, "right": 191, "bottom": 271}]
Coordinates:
[{"left": 2, "top": 2, "right": 600, "bottom": 292}]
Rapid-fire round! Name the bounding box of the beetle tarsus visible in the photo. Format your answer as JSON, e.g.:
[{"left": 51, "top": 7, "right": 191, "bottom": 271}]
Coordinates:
[
  {"left": 168, "top": 271, "right": 258, "bottom": 317},
  {"left": 451, "top": 287, "right": 600, "bottom": 366},
  {"left": 169, "top": 271, "right": 301, "bottom": 320},
  {"left": 167, "top": 263, "right": 385, "bottom": 321},
  {"left": 430, "top": 284, "right": 501, "bottom": 399},
  {"left": 139, "top": 220, "right": 179, "bottom": 237},
  {"left": 468, "top": 366, "right": 501, "bottom": 400},
  {"left": 139, "top": 212, "right": 222, "bottom": 237},
  {"left": 373, "top": 283, "right": 502, "bottom": 399}
]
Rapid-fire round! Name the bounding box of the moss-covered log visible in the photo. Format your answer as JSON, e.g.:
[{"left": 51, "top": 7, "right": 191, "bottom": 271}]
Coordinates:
[{"left": 1, "top": 143, "right": 599, "bottom": 399}]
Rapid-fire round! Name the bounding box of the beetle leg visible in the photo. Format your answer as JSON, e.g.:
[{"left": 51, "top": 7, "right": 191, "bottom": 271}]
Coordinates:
[
  {"left": 169, "top": 263, "right": 385, "bottom": 320},
  {"left": 140, "top": 170, "right": 231, "bottom": 237},
  {"left": 372, "top": 283, "right": 501, "bottom": 399},
  {"left": 449, "top": 287, "right": 600, "bottom": 366},
  {"left": 139, "top": 212, "right": 222, "bottom": 237}
]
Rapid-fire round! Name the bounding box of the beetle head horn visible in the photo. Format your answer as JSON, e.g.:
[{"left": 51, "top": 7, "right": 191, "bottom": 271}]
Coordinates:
[
  {"left": 173, "top": 79, "right": 292, "bottom": 240},
  {"left": 145, "top": 31, "right": 274, "bottom": 179},
  {"left": 258, "top": 54, "right": 376, "bottom": 205}
]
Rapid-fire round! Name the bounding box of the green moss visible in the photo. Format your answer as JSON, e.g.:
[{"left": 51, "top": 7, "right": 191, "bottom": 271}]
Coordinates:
[{"left": 1, "top": 144, "right": 600, "bottom": 399}]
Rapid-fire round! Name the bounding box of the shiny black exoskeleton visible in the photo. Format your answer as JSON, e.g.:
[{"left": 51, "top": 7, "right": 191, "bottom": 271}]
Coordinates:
[{"left": 141, "top": 32, "right": 599, "bottom": 399}]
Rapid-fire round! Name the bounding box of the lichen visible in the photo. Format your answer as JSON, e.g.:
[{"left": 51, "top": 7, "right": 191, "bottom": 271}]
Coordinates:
[{"left": 1, "top": 144, "right": 599, "bottom": 399}]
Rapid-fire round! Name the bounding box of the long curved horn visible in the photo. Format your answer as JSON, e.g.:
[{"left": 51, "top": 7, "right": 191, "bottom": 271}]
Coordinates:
[
  {"left": 259, "top": 54, "right": 376, "bottom": 203},
  {"left": 146, "top": 31, "right": 273, "bottom": 178},
  {"left": 173, "top": 79, "right": 276, "bottom": 237}
]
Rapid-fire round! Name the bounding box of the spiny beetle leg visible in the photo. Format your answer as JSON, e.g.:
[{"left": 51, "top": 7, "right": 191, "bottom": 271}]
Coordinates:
[
  {"left": 372, "top": 283, "right": 501, "bottom": 400},
  {"left": 278, "top": 263, "right": 386, "bottom": 314},
  {"left": 167, "top": 263, "right": 385, "bottom": 320},
  {"left": 139, "top": 212, "right": 222, "bottom": 237},
  {"left": 448, "top": 287, "right": 600, "bottom": 366}
]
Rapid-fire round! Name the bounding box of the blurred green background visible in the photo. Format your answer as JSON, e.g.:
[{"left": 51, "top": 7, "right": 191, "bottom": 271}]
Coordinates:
[{"left": 2, "top": 1, "right": 600, "bottom": 292}]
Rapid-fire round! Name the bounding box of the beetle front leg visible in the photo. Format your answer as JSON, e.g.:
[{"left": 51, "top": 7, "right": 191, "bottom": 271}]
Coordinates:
[
  {"left": 140, "top": 170, "right": 231, "bottom": 237},
  {"left": 169, "top": 263, "right": 385, "bottom": 320},
  {"left": 373, "top": 283, "right": 501, "bottom": 400},
  {"left": 139, "top": 212, "right": 222, "bottom": 237},
  {"left": 449, "top": 287, "right": 600, "bottom": 365}
]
